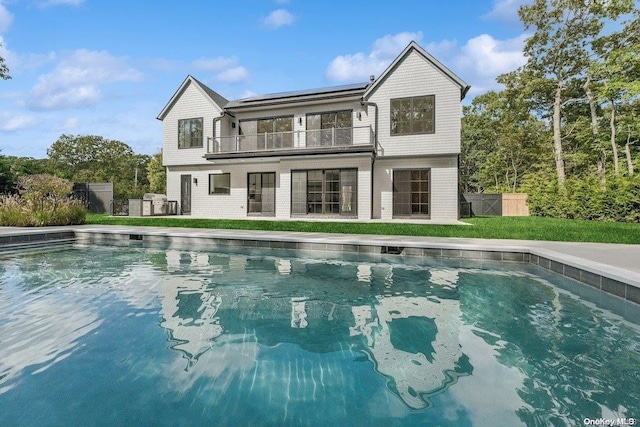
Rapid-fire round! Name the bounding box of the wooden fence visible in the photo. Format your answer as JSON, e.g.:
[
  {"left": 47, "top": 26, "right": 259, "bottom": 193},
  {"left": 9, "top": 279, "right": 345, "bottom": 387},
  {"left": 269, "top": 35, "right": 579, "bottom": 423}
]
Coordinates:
[{"left": 502, "top": 193, "right": 529, "bottom": 216}]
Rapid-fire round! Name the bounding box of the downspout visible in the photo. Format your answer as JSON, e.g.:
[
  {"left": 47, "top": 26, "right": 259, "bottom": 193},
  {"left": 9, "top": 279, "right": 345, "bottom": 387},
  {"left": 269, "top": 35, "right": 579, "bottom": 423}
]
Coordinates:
[
  {"left": 211, "top": 110, "right": 236, "bottom": 152},
  {"left": 360, "top": 99, "right": 378, "bottom": 219}
]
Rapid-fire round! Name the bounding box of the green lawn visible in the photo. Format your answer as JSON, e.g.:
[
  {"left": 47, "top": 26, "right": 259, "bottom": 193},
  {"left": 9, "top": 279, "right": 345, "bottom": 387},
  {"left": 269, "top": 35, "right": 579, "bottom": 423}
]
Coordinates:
[{"left": 85, "top": 214, "right": 640, "bottom": 244}]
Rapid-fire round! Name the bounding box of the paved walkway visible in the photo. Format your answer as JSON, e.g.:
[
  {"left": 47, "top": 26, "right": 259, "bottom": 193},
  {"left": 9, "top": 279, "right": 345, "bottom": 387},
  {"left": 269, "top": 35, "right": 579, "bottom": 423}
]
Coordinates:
[{"left": 2, "top": 224, "right": 639, "bottom": 286}]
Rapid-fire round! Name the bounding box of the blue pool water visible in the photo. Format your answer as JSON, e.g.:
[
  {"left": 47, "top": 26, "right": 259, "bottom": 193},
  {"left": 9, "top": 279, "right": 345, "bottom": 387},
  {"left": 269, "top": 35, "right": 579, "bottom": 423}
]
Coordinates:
[{"left": 0, "top": 243, "right": 638, "bottom": 426}]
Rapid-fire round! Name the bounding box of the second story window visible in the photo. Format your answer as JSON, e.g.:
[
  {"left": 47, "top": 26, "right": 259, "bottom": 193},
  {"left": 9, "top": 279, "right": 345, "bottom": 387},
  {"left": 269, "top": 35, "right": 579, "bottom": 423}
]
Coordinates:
[
  {"left": 390, "top": 95, "right": 435, "bottom": 135},
  {"left": 306, "top": 111, "right": 352, "bottom": 147},
  {"left": 178, "top": 118, "right": 203, "bottom": 148},
  {"left": 239, "top": 116, "right": 293, "bottom": 150}
]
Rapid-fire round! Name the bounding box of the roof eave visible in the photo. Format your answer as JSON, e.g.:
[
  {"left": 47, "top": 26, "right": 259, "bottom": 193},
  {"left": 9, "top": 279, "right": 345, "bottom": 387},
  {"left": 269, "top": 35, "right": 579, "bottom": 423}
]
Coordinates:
[
  {"left": 363, "top": 41, "right": 470, "bottom": 101},
  {"left": 156, "top": 75, "right": 226, "bottom": 121}
]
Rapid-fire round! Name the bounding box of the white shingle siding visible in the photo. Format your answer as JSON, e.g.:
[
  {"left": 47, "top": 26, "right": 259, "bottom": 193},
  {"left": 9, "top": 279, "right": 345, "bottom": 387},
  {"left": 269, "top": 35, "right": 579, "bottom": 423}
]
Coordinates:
[
  {"left": 373, "top": 156, "right": 458, "bottom": 222},
  {"left": 167, "top": 156, "right": 372, "bottom": 219},
  {"left": 162, "top": 81, "right": 222, "bottom": 167},
  {"left": 368, "top": 50, "right": 461, "bottom": 157},
  {"left": 159, "top": 43, "right": 465, "bottom": 222}
]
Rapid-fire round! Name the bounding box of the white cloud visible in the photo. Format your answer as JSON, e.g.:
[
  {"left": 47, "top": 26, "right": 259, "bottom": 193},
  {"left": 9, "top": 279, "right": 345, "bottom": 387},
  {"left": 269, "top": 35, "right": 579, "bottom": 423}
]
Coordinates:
[
  {"left": 452, "top": 33, "right": 527, "bottom": 95},
  {"left": 0, "top": 3, "right": 14, "bottom": 33},
  {"left": 191, "top": 56, "right": 239, "bottom": 72},
  {"left": 325, "top": 31, "right": 526, "bottom": 98},
  {"left": 1, "top": 114, "right": 38, "bottom": 131},
  {"left": 482, "top": 0, "right": 530, "bottom": 25},
  {"left": 262, "top": 9, "right": 295, "bottom": 30},
  {"left": 214, "top": 66, "right": 249, "bottom": 84},
  {"left": 325, "top": 31, "right": 423, "bottom": 82},
  {"left": 189, "top": 56, "right": 250, "bottom": 84},
  {"left": 29, "top": 49, "right": 143, "bottom": 110},
  {"left": 58, "top": 116, "right": 79, "bottom": 131},
  {"left": 239, "top": 89, "right": 257, "bottom": 99},
  {"left": 0, "top": 37, "right": 57, "bottom": 74}
]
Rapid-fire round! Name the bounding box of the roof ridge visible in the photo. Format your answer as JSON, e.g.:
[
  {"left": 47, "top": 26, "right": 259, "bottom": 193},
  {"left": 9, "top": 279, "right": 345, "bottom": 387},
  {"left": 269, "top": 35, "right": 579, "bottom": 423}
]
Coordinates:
[{"left": 190, "top": 75, "right": 229, "bottom": 107}]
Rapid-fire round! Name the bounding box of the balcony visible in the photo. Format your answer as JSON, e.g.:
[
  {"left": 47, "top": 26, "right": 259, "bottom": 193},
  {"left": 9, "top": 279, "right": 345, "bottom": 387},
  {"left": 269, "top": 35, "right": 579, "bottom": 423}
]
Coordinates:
[{"left": 205, "top": 126, "right": 375, "bottom": 160}]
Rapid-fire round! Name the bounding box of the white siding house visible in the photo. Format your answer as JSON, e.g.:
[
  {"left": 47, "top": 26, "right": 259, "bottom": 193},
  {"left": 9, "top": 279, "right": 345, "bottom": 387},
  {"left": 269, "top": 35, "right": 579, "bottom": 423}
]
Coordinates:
[{"left": 157, "top": 41, "right": 469, "bottom": 222}]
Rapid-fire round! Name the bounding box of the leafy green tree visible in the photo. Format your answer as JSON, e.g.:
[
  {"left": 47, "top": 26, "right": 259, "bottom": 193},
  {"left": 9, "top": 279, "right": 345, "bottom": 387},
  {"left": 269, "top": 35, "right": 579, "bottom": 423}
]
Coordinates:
[
  {"left": 0, "top": 153, "right": 47, "bottom": 194},
  {"left": 519, "top": 0, "right": 634, "bottom": 187},
  {"left": 590, "top": 9, "right": 640, "bottom": 175},
  {"left": 146, "top": 151, "right": 166, "bottom": 194},
  {"left": 46, "top": 134, "right": 150, "bottom": 199},
  {"left": 0, "top": 153, "right": 12, "bottom": 193},
  {"left": 461, "top": 80, "right": 548, "bottom": 193},
  {"left": 0, "top": 41, "right": 10, "bottom": 80}
]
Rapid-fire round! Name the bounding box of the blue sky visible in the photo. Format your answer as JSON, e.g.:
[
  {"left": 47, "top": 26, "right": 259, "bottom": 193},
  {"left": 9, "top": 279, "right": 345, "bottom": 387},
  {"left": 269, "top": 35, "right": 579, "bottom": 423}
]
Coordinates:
[{"left": 0, "top": 0, "right": 530, "bottom": 158}]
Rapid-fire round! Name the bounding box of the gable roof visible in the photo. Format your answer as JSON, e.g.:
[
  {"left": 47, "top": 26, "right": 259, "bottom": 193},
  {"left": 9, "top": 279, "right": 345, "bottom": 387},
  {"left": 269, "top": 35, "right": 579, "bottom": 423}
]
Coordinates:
[
  {"left": 363, "top": 41, "right": 470, "bottom": 100},
  {"left": 156, "top": 75, "right": 229, "bottom": 121}
]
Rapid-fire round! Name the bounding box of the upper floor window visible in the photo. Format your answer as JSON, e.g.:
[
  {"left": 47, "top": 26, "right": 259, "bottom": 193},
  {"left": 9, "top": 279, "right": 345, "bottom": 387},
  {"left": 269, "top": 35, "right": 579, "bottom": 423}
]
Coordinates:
[
  {"left": 306, "top": 110, "right": 352, "bottom": 146},
  {"left": 390, "top": 96, "right": 435, "bottom": 135},
  {"left": 178, "top": 118, "right": 203, "bottom": 148},
  {"left": 239, "top": 116, "right": 293, "bottom": 150}
]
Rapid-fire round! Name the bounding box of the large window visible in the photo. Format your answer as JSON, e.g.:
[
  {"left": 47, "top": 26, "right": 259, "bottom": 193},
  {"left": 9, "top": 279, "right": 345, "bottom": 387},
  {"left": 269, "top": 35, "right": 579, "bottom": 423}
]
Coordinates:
[
  {"left": 393, "top": 169, "right": 430, "bottom": 218},
  {"left": 291, "top": 169, "right": 357, "bottom": 216},
  {"left": 306, "top": 111, "right": 352, "bottom": 146},
  {"left": 390, "top": 96, "right": 435, "bottom": 135},
  {"left": 239, "top": 116, "right": 293, "bottom": 150},
  {"left": 248, "top": 172, "right": 275, "bottom": 216},
  {"left": 209, "top": 173, "right": 230, "bottom": 195},
  {"left": 178, "top": 118, "right": 203, "bottom": 148}
]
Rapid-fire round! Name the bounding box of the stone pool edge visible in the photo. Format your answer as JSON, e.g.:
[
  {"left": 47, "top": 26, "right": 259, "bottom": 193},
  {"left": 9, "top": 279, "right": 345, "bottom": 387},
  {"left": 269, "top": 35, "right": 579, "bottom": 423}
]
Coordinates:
[{"left": 1, "top": 225, "right": 638, "bottom": 306}]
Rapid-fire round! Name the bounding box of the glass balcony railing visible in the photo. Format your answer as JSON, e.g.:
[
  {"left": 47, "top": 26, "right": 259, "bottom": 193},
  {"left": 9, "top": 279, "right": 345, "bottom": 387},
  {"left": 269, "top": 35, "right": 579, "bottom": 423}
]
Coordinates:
[{"left": 207, "top": 126, "right": 375, "bottom": 154}]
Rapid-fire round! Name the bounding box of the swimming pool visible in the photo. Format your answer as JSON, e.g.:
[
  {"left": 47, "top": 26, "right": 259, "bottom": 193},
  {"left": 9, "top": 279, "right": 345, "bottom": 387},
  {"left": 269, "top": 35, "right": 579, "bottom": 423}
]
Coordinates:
[{"left": 0, "top": 243, "right": 638, "bottom": 426}]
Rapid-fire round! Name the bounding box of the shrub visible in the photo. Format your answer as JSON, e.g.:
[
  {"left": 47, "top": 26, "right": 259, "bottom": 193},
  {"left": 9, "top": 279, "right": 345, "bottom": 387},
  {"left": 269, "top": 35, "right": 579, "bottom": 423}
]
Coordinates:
[
  {"left": 523, "top": 172, "right": 640, "bottom": 222},
  {"left": 0, "top": 174, "right": 87, "bottom": 226},
  {"left": 0, "top": 194, "right": 29, "bottom": 226}
]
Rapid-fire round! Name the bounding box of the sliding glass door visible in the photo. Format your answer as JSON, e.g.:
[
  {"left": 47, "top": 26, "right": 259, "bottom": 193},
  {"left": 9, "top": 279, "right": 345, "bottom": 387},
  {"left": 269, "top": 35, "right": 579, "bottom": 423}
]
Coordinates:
[
  {"left": 291, "top": 169, "right": 357, "bottom": 216},
  {"left": 393, "top": 169, "right": 430, "bottom": 218},
  {"left": 248, "top": 172, "right": 275, "bottom": 216}
]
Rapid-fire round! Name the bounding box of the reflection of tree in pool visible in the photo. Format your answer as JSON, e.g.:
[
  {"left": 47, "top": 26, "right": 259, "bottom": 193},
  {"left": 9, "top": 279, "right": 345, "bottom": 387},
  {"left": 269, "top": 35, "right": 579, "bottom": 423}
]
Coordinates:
[
  {"left": 458, "top": 273, "right": 640, "bottom": 425},
  {"left": 2, "top": 246, "right": 146, "bottom": 291}
]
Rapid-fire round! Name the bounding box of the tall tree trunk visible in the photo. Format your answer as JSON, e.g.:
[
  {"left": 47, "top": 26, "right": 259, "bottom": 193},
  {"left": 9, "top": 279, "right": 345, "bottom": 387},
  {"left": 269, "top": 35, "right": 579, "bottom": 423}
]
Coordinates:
[
  {"left": 625, "top": 129, "right": 634, "bottom": 176},
  {"left": 584, "top": 76, "right": 605, "bottom": 176},
  {"left": 553, "top": 84, "right": 566, "bottom": 188},
  {"left": 609, "top": 100, "right": 619, "bottom": 174}
]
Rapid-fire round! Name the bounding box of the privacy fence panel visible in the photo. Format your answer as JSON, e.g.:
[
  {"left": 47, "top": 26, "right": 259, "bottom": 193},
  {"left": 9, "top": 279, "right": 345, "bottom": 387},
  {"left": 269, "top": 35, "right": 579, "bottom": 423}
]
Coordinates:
[
  {"left": 73, "top": 182, "right": 113, "bottom": 213},
  {"left": 502, "top": 193, "right": 529, "bottom": 216},
  {"left": 461, "top": 193, "right": 502, "bottom": 216}
]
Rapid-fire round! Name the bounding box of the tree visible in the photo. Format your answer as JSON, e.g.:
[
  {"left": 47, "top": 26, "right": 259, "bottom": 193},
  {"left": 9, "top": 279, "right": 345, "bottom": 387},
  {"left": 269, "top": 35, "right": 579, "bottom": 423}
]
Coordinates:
[
  {"left": 590, "top": 8, "right": 640, "bottom": 175},
  {"left": 0, "top": 153, "right": 47, "bottom": 194},
  {"left": 518, "top": 0, "right": 634, "bottom": 187},
  {"left": 46, "top": 134, "right": 151, "bottom": 199},
  {"left": 461, "top": 79, "right": 548, "bottom": 193},
  {"left": 146, "top": 151, "right": 166, "bottom": 194},
  {"left": 0, "top": 153, "right": 12, "bottom": 193},
  {"left": 0, "top": 41, "right": 10, "bottom": 80}
]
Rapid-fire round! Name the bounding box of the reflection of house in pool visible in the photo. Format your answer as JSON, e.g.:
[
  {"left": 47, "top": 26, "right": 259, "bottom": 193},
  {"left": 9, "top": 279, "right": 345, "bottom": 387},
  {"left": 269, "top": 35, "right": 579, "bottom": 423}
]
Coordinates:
[
  {"left": 159, "top": 250, "right": 225, "bottom": 367},
  {"left": 156, "top": 250, "right": 470, "bottom": 408}
]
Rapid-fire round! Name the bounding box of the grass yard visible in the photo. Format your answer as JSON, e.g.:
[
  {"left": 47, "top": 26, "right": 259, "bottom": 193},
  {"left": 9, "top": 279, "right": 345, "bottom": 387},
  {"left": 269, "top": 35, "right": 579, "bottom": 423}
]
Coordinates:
[{"left": 86, "top": 214, "right": 640, "bottom": 244}]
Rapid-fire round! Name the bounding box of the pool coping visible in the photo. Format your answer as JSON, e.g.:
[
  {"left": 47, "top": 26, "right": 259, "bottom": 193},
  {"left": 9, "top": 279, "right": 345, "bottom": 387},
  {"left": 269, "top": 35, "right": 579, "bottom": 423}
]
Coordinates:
[{"left": 1, "top": 225, "right": 639, "bottom": 305}]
